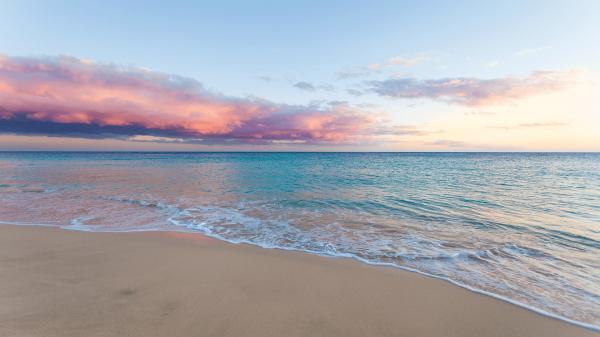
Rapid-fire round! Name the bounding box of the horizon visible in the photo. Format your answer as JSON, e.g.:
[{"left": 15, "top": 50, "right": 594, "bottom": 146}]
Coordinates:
[
  {"left": 1, "top": 1, "right": 599, "bottom": 151},
  {"left": 2, "top": 150, "right": 599, "bottom": 154}
]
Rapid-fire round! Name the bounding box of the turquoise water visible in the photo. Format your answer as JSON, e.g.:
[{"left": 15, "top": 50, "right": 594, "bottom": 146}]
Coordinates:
[{"left": 1, "top": 152, "right": 599, "bottom": 328}]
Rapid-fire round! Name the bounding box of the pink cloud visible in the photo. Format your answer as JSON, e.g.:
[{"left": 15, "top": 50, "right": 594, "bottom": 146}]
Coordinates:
[
  {"left": 0, "top": 55, "right": 377, "bottom": 144},
  {"left": 367, "top": 70, "right": 580, "bottom": 106}
]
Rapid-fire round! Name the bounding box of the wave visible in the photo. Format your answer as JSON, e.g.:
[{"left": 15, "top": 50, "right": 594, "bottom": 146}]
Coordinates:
[
  {"left": 1, "top": 211, "right": 599, "bottom": 332},
  {"left": 5, "top": 195, "right": 598, "bottom": 331}
]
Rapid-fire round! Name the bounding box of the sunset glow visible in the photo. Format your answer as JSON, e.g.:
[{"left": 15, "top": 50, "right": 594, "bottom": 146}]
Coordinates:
[{"left": 0, "top": 1, "right": 598, "bottom": 151}]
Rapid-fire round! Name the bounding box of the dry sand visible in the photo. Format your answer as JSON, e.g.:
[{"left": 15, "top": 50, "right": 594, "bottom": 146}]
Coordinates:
[{"left": 0, "top": 225, "right": 597, "bottom": 337}]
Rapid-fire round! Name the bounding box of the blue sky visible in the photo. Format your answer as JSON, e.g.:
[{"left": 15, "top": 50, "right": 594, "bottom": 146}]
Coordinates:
[{"left": 0, "top": 1, "right": 599, "bottom": 150}]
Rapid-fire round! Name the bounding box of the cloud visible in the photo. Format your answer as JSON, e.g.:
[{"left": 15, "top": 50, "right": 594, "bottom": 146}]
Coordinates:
[
  {"left": 369, "top": 124, "right": 437, "bottom": 137},
  {"left": 337, "top": 67, "right": 374, "bottom": 80},
  {"left": 346, "top": 88, "right": 364, "bottom": 96},
  {"left": 426, "top": 139, "right": 467, "bottom": 147},
  {"left": 293, "top": 81, "right": 317, "bottom": 92},
  {"left": 128, "top": 135, "right": 186, "bottom": 143},
  {"left": 292, "top": 81, "right": 335, "bottom": 93},
  {"left": 318, "top": 84, "right": 335, "bottom": 92},
  {"left": 424, "top": 139, "right": 513, "bottom": 151},
  {"left": 366, "top": 70, "right": 579, "bottom": 106},
  {"left": 517, "top": 122, "right": 567, "bottom": 128},
  {"left": 487, "top": 122, "right": 567, "bottom": 131},
  {"left": 337, "top": 55, "right": 426, "bottom": 80},
  {"left": 0, "top": 55, "right": 392, "bottom": 144}
]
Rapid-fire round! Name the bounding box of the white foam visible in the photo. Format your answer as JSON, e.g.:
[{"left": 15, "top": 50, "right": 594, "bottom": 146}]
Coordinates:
[{"left": 1, "top": 211, "right": 599, "bottom": 333}]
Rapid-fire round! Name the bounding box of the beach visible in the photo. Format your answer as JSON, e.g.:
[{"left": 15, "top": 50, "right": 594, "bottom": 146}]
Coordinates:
[
  {"left": 1, "top": 225, "right": 596, "bottom": 337},
  {"left": 2, "top": 1, "right": 600, "bottom": 335}
]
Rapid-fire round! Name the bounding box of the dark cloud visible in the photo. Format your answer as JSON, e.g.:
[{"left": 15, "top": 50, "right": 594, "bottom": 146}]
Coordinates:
[{"left": 293, "top": 81, "right": 317, "bottom": 92}]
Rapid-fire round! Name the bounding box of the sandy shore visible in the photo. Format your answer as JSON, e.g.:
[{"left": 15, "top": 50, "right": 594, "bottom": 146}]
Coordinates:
[{"left": 0, "top": 225, "right": 596, "bottom": 337}]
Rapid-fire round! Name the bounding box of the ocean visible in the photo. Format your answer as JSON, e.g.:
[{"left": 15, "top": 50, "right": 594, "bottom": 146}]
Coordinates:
[{"left": 1, "top": 152, "right": 598, "bottom": 328}]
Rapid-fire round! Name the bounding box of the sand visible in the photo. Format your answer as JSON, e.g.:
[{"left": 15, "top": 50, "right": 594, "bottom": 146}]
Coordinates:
[{"left": 0, "top": 225, "right": 597, "bottom": 337}]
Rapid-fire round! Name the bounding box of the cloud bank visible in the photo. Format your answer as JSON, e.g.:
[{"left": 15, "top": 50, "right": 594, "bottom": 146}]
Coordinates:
[
  {"left": 0, "top": 55, "right": 385, "bottom": 144},
  {"left": 366, "top": 70, "right": 578, "bottom": 106}
]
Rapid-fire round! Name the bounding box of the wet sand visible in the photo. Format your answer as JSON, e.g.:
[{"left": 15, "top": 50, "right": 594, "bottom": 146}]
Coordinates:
[{"left": 0, "top": 225, "right": 597, "bottom": 337}]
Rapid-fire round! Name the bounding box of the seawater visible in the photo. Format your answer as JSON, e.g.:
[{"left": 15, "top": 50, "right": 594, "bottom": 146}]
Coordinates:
[{"left": 1, "top": 152, "right": 599, "bottom": 328}]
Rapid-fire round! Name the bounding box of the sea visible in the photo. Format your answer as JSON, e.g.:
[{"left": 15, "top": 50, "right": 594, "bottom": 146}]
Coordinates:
[{"left": 0, "top": 152, "right": 598, "bottom": 329}]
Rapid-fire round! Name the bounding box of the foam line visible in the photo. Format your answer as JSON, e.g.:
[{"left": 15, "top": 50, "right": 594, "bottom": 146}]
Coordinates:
[{"left": 3, "top": 220, "right": 596, "bottom": 332}]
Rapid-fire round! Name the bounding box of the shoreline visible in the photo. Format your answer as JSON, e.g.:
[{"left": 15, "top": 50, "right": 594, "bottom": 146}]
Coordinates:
[
  {"left": 3, "top": 220, "right": 599, "bottom": 332},
  {"left": 1, "top": 224, "right": 598, "bottom": 337}
]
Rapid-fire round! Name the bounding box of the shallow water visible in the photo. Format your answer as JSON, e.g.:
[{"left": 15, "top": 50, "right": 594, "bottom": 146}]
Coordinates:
[{"left": 1, "top": 152, "right": 599, "bottom": 327}]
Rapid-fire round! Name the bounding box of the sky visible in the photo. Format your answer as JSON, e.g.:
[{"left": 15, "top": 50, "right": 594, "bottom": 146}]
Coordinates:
[{"left": 0, "top": 0, "right": 599, "bottom": 151}]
